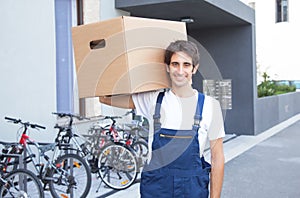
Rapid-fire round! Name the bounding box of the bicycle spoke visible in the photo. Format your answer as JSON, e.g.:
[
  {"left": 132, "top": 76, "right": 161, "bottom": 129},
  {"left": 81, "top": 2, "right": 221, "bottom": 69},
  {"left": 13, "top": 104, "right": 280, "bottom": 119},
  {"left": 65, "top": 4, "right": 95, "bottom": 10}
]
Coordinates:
[
  {"left": 98, "top": 144, "right": 138, "bottom": 190},
  {"left": 49, "top": 154, "right": 91, "bottom": 198}
]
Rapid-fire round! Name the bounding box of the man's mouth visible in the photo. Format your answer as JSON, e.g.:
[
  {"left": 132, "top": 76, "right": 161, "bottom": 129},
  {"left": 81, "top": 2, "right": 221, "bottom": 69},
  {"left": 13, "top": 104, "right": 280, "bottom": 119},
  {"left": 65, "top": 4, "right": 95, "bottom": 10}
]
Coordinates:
[{"left": 174, "top": 75, "right": 186, "bottom": 81}]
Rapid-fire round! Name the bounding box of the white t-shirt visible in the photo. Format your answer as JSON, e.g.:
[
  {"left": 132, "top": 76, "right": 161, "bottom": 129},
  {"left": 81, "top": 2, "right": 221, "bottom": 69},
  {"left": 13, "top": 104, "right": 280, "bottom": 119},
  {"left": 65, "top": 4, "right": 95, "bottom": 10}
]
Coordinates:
[{"left": 132, "top": 89, "right": 225, "bottom": 158}]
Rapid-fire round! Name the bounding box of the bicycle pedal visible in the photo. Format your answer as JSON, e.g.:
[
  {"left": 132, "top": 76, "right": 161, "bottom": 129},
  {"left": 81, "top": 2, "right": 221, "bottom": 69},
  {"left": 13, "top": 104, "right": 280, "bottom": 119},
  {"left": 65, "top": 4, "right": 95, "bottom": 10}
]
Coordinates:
[
  {"left": 91, "top": 167, "right": 99, "bottom": 173},
  {"left": 43, "top": 184, "right": 50, "bottom": 191}
]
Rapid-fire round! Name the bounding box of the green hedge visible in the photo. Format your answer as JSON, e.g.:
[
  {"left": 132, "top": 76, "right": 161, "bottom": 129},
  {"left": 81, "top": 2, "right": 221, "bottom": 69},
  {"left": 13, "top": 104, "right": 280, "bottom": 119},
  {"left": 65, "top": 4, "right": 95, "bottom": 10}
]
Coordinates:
[{"left": 257, "top": 72, "right": 296, "bottom": 97}]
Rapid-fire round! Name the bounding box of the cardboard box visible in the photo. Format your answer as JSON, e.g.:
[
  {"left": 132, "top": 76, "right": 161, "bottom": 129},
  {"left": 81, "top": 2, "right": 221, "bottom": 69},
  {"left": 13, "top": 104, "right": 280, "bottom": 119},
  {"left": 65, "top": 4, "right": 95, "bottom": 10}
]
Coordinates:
[{"left": 72, "top": 16, "right": 187, "bottom": 98}]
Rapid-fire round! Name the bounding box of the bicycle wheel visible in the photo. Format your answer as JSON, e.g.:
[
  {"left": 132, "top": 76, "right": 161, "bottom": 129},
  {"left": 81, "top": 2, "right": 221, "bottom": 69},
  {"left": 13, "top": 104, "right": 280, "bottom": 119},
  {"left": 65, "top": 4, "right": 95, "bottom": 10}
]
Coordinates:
[
  {"left": 98, "top": 143, "right": 138, "bottom": 190},
  {"left": 0, "top": 169, "right": 44, "bottom": 198},
  {"left": 131, "top": 139, "right": 148, "bottom": 168},
  {"left": 48, "top": 153, "right": 92, "bottom": 198}
]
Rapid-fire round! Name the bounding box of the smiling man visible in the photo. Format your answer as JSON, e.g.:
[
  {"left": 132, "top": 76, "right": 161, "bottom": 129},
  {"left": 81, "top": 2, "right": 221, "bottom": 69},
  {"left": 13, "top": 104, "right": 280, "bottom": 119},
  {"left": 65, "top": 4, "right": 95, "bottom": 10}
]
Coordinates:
[{"left": 101, "top": 40, "right": 225, "bottom": 198}]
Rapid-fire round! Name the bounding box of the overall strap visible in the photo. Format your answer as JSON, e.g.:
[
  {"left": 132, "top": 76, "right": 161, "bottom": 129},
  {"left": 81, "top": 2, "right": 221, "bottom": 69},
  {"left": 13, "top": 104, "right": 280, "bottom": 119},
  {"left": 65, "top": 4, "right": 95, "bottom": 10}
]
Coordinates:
[
  {"left": 153, "top": 91, "right": 165, "bottom": 131},
  {"left": 193, "top": 93, "right": 205, "bottom": 128}
]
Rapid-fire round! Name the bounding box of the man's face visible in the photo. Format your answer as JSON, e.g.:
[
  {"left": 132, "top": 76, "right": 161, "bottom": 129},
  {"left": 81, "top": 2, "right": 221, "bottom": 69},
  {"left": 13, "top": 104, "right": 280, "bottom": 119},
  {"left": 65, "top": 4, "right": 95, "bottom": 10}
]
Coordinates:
[{"left": 167, "top": 51, "right": 198, "bottom": 88}]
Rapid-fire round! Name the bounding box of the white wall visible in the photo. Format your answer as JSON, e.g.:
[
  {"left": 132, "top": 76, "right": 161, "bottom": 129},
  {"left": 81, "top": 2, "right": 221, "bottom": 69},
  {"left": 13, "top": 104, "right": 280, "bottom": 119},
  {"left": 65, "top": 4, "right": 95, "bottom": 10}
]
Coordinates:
[
  {"left": 241, "top": 0, "right": 300, "bottom": 81},
  {"left": 100, "top": 0, "right": 129, "bottom": 20},
  {"left": 0, "top": 0, "right": 57, "bottom": 142},
  {"left": 83, "top": 0, "right": 100, "bottom": 24}
]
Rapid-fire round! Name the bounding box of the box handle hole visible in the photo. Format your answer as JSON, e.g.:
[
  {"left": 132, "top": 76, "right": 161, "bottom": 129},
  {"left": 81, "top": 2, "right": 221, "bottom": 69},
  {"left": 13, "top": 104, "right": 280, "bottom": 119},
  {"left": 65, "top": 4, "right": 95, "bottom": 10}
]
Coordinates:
[{"left": 90, "top": 39, "right": 106, "bottom": 50}]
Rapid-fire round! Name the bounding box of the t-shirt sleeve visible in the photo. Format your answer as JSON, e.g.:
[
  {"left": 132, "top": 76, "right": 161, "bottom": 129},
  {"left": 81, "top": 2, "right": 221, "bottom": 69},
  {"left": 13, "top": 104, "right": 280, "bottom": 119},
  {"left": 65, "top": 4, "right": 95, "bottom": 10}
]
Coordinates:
[
  {"left": 132, "top": 91, "right": 158, "bottom": 121},
  {"left": 206, "top": 96, "right": 226, "bottom": 140}
]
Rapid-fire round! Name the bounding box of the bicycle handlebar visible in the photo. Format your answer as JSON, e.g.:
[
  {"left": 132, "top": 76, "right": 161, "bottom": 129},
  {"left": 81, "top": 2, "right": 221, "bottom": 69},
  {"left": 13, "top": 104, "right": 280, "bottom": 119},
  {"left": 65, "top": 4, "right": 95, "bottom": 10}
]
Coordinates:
[
  {"left": 123, "top": 109, "right": 135, "bottom": 116},
  {"left": 4, "top": 116, "right": 46, "bottom": 130},
  {"left": 31, "top": 123, "right": 46, "bottom": 129},
  {"left": 52, "top": 112, "right": 90, "bottom": 121},
  {"left": 102, "top": 116, "right": 122, "bottom": 121},
  {"left": 4, "top": 117, "right": 21, "bottom": 123}
]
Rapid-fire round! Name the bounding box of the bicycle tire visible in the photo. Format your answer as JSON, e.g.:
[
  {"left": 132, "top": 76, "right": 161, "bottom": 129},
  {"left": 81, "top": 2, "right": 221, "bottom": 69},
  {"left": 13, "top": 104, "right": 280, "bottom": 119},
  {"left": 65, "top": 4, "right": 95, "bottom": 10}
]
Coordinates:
[
  {"left": 131, "top": 139, "right": 149, "bottom": 168},
  {"left": 98, "top": 143, "right": 138, "bottom": 190},
  {"left": 48, "top": 153, "right": 92, "bottom": 198},
  {"left": 0, "top": 169, "right": 44, "bottom": 198}
]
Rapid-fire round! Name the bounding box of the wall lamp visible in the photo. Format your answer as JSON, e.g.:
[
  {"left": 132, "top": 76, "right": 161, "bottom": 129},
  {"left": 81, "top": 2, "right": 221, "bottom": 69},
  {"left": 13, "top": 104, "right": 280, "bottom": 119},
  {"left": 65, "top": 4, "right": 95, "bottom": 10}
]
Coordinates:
[{"left": 180, "top": 17, "right": 194, "bottom": 23}]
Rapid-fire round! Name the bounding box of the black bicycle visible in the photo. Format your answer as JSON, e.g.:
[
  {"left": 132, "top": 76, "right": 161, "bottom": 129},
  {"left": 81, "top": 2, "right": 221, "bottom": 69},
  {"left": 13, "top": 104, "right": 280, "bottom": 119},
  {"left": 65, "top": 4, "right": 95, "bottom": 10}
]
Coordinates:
[
  {"left": 0, "top": 152, "right": 44, "bottom": 198},
  {"left": 53, "top": 112, "right": 139, "bottom": 190}
]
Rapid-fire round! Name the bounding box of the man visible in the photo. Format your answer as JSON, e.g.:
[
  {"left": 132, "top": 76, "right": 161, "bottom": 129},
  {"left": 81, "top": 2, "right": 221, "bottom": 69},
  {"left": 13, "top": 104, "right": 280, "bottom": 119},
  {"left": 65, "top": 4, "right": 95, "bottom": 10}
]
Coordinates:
[{"left": 101, "top": 40, "right": 225, "bottom": 198}]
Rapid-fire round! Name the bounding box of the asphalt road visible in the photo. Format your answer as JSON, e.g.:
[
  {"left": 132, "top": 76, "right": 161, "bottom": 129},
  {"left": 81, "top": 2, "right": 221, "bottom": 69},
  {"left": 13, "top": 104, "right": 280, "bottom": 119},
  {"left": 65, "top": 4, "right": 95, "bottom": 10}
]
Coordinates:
[{"left": 221, "top": 121, "right": 300, "bottom": 198}]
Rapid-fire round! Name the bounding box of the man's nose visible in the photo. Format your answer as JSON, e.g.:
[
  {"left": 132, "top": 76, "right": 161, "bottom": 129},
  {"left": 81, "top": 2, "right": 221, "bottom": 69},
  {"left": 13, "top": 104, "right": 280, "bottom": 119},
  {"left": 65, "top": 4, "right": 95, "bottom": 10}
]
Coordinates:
[{"left": 177, "top": 64, "right": 184, "bottom": 74}]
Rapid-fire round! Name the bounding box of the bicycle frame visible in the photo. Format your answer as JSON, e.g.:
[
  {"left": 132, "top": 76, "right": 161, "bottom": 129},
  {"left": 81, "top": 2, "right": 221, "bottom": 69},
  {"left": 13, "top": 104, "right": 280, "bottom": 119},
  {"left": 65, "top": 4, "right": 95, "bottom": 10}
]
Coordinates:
[{"left": 19, "top": 131, "right": 64, "bottom": 179}]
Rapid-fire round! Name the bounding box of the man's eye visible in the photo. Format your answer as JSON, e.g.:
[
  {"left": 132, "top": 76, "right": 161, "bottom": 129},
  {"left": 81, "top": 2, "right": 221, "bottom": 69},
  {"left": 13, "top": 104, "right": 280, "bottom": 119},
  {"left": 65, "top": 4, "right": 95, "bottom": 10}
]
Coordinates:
[
  {"left": 184, "top": 63, "right": 192, "bottom": 67},
  {"left": 171, "top": 62, "right": 179, "bottom": 67}
]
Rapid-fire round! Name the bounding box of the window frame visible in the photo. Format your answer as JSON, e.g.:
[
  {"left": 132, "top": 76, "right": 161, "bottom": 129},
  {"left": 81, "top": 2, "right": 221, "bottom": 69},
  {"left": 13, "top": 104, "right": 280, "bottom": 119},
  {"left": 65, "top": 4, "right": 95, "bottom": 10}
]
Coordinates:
[{"left": 276, "top": 0, "right": 289, "bottom": 23}]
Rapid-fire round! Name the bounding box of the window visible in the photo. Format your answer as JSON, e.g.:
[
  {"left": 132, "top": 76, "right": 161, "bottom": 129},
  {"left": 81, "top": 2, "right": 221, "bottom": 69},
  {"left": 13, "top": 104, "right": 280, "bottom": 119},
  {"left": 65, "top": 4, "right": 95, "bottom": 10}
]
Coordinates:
[{"left": 276, "top": 0, "right": 288, "bottom": 23}]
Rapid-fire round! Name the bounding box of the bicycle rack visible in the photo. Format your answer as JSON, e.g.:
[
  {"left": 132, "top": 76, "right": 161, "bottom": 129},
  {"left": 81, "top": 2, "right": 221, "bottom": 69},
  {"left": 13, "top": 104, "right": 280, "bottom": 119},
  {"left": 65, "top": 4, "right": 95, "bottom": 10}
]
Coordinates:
[{"left": 1, "top": 153, "right": 27, "bottom": 189}]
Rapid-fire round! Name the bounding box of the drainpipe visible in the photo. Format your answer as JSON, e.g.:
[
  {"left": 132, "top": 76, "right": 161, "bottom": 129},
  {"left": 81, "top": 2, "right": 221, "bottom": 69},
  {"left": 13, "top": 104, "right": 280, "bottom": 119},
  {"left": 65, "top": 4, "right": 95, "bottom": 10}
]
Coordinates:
[{"left": 54, "top": 0, "right": 74, "bottom": 113}]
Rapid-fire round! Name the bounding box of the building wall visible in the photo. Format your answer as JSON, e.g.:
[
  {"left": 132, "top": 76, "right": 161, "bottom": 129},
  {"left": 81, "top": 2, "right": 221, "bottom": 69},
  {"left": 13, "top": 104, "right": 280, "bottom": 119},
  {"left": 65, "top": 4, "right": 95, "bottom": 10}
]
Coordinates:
[
  {"left": 83, "top": 0, "right": 100, "bottom": 24},
  {"left": 191, "top": 25, "right": 256, "bottom": 135},
  {"left": 100, "top": 0, "right": 129, "bottom": 20},
  {"left": 0, "top": 0, "right": 57, "bottom": 141},
  {"left": 241, "top": 0, "right": 300, "bottom": 81}
]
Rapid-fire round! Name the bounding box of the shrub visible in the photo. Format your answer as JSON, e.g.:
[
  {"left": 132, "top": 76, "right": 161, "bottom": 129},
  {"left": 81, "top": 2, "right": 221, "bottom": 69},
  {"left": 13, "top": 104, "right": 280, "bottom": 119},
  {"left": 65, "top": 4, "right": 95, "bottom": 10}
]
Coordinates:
[{"left": 257, "top": 72, "right": 296, "bottom": 97}]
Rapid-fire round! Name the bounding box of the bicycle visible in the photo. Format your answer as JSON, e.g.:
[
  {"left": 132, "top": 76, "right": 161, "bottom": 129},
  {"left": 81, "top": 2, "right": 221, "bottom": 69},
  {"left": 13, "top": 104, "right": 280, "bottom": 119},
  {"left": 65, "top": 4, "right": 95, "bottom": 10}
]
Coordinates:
[
  {"left": 88, "top": 114, "right": 147, "bottom": 190},
  {"left": 0, "top": 152, "right": 44, "bottom": 198},
  {"left": 51, "top": 112, "right": 99, "bottom": 171},
  {"left": 4, "top": 116, "right": 92, "bottom": 198},
  {"left": 53, "top": 112, "right": 139, "bottom": 190},
  {"left": 119, "top": 118, "right": 149, "bottom": 169}
]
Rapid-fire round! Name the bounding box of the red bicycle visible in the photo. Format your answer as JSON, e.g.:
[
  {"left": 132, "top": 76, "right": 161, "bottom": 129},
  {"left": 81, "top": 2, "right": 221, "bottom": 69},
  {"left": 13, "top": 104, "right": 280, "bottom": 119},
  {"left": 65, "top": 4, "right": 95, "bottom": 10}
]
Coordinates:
[{"left": 3, "top": 116, "right": 92, "bottom": 198}]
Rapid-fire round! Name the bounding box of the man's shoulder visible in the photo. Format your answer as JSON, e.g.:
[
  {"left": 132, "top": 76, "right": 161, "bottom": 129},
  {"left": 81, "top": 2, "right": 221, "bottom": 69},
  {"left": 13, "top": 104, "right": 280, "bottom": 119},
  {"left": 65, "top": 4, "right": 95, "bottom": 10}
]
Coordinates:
[
  {"left": 200, "top": 93, "right": 219, "bottom": 105},
  {"left": 133, "top": 89, "right": 164, "bottom": 103}
]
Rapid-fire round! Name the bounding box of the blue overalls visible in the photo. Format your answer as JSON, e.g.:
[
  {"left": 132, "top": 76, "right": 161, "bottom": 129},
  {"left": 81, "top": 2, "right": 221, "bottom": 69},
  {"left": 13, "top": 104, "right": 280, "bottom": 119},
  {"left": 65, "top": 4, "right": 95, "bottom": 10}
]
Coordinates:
[{"left": 140, "top": 91, "right": 211, "bottom": 198}]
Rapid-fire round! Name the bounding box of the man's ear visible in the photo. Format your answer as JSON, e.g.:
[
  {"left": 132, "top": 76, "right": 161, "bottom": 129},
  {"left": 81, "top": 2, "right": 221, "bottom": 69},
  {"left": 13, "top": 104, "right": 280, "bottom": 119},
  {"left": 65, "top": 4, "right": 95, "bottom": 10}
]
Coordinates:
[
  {"left": 192, "top": 64, "right": 199, "bottom": 74},
  {"left": 166, "top": 64, "right": 170, "bottom": 73}
]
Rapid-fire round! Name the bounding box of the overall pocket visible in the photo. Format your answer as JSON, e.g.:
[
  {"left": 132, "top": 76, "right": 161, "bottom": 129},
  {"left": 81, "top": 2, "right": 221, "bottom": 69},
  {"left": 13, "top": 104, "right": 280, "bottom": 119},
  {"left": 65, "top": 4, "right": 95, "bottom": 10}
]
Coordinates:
[{"left": 157, "top": 131, "right": 195, "bottom": 169}]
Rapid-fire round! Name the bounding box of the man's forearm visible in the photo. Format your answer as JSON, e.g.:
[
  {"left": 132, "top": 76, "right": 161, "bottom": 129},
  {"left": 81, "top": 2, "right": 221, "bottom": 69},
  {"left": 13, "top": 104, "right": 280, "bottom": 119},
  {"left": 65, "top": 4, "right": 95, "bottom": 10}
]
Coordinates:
[{"left": 210, "top": 154, "right": 224, "bottom": 198}]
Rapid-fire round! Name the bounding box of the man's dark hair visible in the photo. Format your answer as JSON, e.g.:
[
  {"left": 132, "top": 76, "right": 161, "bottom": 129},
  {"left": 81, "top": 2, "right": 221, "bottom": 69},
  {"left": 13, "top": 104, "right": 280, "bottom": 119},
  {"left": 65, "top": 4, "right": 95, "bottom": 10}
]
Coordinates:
[{"left": 164, "top": 40, "right": 200, "bottom": 67}]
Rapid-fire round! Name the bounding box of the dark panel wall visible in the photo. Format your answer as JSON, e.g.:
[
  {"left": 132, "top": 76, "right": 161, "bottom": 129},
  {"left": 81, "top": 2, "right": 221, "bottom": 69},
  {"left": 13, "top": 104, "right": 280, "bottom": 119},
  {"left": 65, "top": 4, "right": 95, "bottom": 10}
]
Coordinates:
[{"left": 190, "top": 25, "right": 256, "bottom": 135}]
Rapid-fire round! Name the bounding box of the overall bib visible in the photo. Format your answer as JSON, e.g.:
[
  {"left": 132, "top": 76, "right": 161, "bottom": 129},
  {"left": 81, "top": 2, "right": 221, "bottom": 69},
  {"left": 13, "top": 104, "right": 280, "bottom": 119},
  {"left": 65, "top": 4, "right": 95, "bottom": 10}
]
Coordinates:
[{"left": 140, "top": 91, "right": 211, "bottom": 198}]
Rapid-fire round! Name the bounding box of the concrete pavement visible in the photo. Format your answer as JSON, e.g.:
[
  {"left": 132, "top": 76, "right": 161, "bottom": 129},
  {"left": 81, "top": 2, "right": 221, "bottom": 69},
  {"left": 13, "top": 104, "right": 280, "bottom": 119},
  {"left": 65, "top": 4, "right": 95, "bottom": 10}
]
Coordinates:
[{"left": 88, "top": 114, "right": 300, "bottom": 198}]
